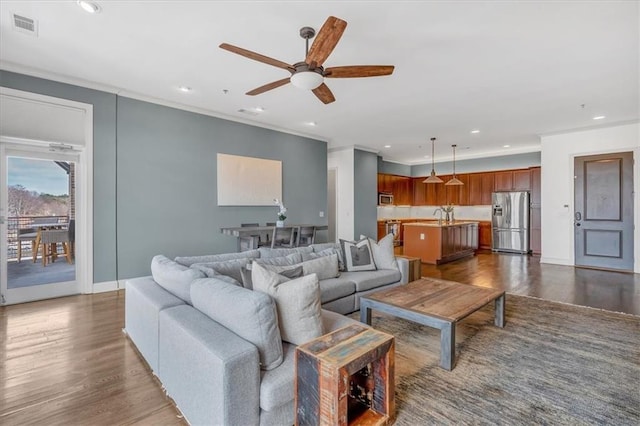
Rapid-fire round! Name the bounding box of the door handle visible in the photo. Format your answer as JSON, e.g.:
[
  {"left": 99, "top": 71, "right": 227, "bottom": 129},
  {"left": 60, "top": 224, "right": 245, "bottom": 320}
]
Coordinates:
[{"left": 575, "top": 212, "right": 582, "bottom": 221}]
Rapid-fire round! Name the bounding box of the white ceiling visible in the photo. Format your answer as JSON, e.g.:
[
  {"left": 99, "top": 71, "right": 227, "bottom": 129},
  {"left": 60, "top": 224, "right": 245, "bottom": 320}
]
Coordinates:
[{"left": 0, "top": 1, "right": 638, "bottom": 165}]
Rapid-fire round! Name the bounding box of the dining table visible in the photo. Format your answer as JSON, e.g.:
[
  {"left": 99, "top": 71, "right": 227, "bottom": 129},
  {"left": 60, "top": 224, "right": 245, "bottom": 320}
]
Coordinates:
[{"left": 220, "top": 224, "right": 328, "bottom": 251}]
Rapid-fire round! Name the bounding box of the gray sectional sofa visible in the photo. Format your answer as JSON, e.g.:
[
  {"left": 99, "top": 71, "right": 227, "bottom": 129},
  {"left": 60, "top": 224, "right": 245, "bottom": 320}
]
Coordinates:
[{"left": 124, "top": 242, "right": 409, "bottom": 425}]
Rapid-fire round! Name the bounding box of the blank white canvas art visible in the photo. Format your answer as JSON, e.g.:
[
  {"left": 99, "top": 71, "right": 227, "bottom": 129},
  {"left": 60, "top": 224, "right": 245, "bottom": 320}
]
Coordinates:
[{"left": 217, "top": 153, "right": 282, "bottom": 206}]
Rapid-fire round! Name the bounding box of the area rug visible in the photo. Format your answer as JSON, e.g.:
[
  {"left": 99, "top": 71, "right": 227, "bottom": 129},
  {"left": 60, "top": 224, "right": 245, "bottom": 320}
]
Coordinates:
[{"left": 356, "top": 294, "right": 640, "bottom": 425}]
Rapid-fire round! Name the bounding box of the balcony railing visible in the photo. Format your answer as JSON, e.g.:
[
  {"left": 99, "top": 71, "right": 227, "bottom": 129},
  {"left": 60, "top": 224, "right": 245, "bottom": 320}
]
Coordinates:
[{"left": 6, "top": 216, "right": 69, "bottom": 261}]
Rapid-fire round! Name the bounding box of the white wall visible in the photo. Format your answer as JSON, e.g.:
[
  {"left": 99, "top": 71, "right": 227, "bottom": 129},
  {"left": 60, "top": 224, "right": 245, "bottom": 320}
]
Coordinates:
[
  {"left": 328, "top": 148, "right": 354, "bottom": 241},
  {"left": 540, "top": 122, "right": 639, "bottom": 272}
]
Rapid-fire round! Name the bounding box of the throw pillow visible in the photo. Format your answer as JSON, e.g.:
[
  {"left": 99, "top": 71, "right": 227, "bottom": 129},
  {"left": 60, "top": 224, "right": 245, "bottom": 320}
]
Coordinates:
[
  {"left": 151, "top": 255, "right": 205, "bottom": 304},
  {"left": 241, "top": 264, "right": 303, "bottom": 290},
  {"left": 251, "top": 263, "right": 324, "bottom": 345},
  {"left": 190, "top": 258, "right": 250, "bottom": 284},
  {"left": 301, "top": 253, "right": 340, "bottom": 280},
  {"left": 361, "top": 233, "right": 399, "bottom": 270},
  {"left": 340, "top": 238, "right": 377, "bottom": 272},
  {"left": 190, "top": 277, "right": 283, "bottom": 370}
]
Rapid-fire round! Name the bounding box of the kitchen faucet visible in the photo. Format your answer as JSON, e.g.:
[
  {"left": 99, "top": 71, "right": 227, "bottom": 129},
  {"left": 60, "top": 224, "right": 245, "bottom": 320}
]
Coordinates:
[{"left": 433, "top": 208, "right": 443, "bottom": 225}]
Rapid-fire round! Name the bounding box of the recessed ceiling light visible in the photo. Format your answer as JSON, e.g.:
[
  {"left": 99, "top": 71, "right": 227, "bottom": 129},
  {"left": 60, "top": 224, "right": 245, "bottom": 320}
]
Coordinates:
[
  {"left": 593, "top": 115, "right": 606, "bottom": 120},
  {"left": 77, "top": 1, "right": 101, "bottom": 14},
  {"left": 503, "top": 145, "right": 511, "bottom": 148},
  {"left": 254, "top": 106, "right": 264, "bottom": 112},
  {"left": 424, "top": 155, "right": 430, "bottom": 158},
  {"left": 384, "top": 145, "right": 391, "bottom": 148},
  {"left": 178, "top": 86, "right": 192, "bottom": 93},
  {"left": 470, "top": 129, "right": 480, "bottom": 134},
  {"left": 306, "top": 121, "right": 317, "bottom": 126}
]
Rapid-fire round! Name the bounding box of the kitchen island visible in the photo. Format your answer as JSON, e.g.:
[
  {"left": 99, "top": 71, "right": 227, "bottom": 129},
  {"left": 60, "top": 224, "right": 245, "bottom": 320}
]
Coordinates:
[{"left": 403, "top": 221, "right": 479, "bottom": 264}]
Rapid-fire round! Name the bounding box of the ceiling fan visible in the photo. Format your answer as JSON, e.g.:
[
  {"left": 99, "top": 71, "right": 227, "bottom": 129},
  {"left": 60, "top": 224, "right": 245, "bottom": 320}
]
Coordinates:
[{"left": 219, "top": 16, "right": 394, "bottom": 104}]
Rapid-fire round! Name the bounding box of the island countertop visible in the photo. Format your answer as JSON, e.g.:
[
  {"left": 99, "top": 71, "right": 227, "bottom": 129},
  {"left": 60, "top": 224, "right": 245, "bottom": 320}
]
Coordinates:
[{"left": 403, "top": 221, "right": 480, "bottom": 228}]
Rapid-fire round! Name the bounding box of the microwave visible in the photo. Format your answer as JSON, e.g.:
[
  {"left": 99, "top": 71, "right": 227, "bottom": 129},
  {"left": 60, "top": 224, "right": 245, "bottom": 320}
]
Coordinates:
[{"left": 378, "top": 193, "right": 394, "bottom": 205}]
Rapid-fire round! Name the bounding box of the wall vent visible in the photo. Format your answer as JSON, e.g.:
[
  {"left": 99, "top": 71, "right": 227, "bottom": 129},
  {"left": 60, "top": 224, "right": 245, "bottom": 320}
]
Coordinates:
[{"left": 12, "top": 13, "right": 38, "bottom": 36}]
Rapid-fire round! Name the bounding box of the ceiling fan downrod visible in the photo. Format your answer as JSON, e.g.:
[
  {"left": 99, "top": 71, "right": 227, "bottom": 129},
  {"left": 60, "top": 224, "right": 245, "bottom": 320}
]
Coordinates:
[{"left": 299, "top": 26, "right": 316, "bottom": 57}]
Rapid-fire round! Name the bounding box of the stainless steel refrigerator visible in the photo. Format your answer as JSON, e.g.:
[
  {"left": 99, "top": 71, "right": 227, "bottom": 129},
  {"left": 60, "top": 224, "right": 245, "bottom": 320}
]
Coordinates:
[{"left": 492, "top": 191, "right": 530, "bottom": 254}]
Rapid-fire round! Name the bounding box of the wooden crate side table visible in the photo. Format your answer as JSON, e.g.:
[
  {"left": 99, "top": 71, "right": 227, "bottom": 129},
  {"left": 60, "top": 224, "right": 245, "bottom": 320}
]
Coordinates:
[
  {"left": 295, "top": 324, "right": 395, "bottom": 426},
  {"left": 397, "top": 255, "right": 421, "bottom": 282}
]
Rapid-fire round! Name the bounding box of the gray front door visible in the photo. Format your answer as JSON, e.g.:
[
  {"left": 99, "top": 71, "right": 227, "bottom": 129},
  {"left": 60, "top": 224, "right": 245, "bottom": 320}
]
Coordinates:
[{"left": 574, "top": 151, "right": 634, "bottom": 271}]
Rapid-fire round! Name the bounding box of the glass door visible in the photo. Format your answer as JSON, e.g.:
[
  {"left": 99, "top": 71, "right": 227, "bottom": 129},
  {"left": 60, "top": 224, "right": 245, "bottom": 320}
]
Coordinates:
[{"left": 1, "top": 144, "right": 81, "bottom": 304}]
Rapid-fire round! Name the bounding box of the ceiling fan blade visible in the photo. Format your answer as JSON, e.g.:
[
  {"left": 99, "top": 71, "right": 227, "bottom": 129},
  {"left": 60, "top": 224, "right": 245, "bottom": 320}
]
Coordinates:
[
  {"left": 312, "top": 83, "right": 336, "bottom": 104},
  {"left": 324, "top": 65, "right": 395, "bottom": 78},
  {"left": 305, "top": 16, "right": 347, "bottom": 67},
  {"left": 246, "top": 78, "right": 291, "bottom": 96},
  {"left": 219, "top": 43, "right": 294, "bottom": 71}
]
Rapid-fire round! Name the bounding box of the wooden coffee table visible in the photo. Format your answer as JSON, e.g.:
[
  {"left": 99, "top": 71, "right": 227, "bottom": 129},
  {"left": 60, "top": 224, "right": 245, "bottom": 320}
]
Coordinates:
[{"left": 360, "top": 277, "right": 505, "bottom": 371}]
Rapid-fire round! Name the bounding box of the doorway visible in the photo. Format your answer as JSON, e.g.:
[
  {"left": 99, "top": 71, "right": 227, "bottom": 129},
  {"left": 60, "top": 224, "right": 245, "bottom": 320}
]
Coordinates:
[
  {"left": 0, "top": 87, "right": 93, "bottom": 305},
  {"left": 574, "top": 151, "right": 634, "bottom": 271},
  {"left": 328, "top": 168, "right": 337, "bottom": 243}
]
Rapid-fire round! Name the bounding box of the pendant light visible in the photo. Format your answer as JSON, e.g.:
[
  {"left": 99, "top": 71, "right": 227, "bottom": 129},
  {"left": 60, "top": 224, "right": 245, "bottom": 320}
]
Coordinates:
[
  {"left": 423, "top": 137, "right": 443, "bottom": 184},
  {"left": 445, "top": 144, "right": 464, "bottom": 186}
]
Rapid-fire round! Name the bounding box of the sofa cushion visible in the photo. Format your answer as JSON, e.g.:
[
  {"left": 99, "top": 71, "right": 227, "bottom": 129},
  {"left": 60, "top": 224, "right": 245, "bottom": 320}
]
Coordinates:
[
  {"left": 241, "top": 264, "right": 303, "bottom": 290},
  {"left": 252, "top": 263, "right": 323, "bottom": 345},
  {"left": 339, "top": 270, "right": 402, "bottom": 292},
  {"left": 317, "top": 276, "right": 356, "bottom": 303},
  {"left": 191, "top": 258, "right": 250, "bottom": 284},
  {"left": 340, "top": 238, "right": 377, "bottom": 272},
  {"left": 259, "top": 246, "right": 313, "bottom": 259},
  {"left": 174, "top": 249, "right": 259, "bottom": 267},
  {"left": 309, "top": 243, "right": 345, "bottom": 270},
  {"left": 363, "top": 233, "right": 399, "bottom": 271},
  {"left": 151, "top": 255, "right": 205, "bottom": 304},
  {"left": 301, "top": 253, "right": 340, "bottom": 280},
  {"left": 190, "top": 277, "right": 283, "bottom": 370},
  {"left": 260, "top": 343, "right": 296, "bottom": 411},
  {"left": 255, "top": 252, "right": 303, "bottom": 267}
]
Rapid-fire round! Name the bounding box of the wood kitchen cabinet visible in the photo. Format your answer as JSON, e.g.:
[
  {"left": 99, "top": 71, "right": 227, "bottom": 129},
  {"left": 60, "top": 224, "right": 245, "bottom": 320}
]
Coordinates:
[
  {"left": 393, "top": 176, "right": 412, "bottom": 205},
  {"left": 468, "top": 172, "right": 494, "bottom": 205},
  {"left": 412, "top": 178, "right": 427, "bottom": 205},
  {"left": 478, "top": 221, "right": 492, "bottom": 250},
  {"left": 494, "top": 169, "right": 531, "bottom": 191}
]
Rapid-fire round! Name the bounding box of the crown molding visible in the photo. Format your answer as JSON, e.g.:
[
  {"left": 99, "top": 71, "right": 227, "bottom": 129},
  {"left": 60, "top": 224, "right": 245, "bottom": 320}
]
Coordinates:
[{"left": 538, "top": 119, "right": 640, "bottom": 138}]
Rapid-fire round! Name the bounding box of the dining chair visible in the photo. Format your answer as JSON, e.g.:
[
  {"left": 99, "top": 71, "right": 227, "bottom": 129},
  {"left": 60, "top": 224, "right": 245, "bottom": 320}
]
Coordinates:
[
  {"left": 39, "top": 228, "right": 73, "bottom": 266},
  {"left": 240, "top": 223, "right": 263, "bottom": 250},
  {"left": 17, "top": 227, "right": 38, "bottom": 263},
  {"left": 270, "top": 226, "right": 296, "bottom": 248},
  {"left": 296, "top": 226, "right": 316, "bottom": 247}
]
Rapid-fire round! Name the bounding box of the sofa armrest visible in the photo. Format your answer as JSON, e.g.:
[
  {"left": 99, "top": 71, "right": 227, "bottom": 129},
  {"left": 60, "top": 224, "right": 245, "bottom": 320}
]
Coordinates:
[
  {"left": 395, "top": 256, "right": 410, "bottom": 284},
  {"left": 159, "top": 305, "right": 260, "bottom": 426}
]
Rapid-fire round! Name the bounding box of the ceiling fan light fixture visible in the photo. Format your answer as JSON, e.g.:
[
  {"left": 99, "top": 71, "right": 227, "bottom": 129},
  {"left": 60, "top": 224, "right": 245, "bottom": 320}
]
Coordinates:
[{"left": 290, "top": 70, "right": 324, "bottom": 90}]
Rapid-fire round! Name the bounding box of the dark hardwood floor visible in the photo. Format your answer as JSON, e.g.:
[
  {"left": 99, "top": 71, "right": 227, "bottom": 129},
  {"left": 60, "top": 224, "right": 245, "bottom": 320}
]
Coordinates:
[
  {"left": 421, "top": 251, "right": 640, "bottom": 315},
  {"left": 1, "top": 252, "right": 638, "bottom": 425}
]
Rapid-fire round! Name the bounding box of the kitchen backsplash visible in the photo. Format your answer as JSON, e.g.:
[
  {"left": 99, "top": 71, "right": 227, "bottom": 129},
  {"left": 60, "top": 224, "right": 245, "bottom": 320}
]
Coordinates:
[{"left": 378, "top": 205, "right": 492, "bottom": 221}]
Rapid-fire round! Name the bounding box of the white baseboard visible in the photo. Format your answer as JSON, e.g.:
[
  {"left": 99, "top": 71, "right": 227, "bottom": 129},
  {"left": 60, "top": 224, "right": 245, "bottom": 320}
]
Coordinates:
[
  {"left": 539, "top": 257, "right": 573, "bottom": 266},
  {"left": 92, "top": 280, "right": 121, "bottom": 293}
]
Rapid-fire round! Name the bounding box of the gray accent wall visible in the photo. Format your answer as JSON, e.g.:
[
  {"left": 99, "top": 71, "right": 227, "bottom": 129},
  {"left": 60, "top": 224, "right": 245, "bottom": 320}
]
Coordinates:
[
  {"left": 353, "top": 149, "right": 378, "bottom": 239},
  {"left": 410, "top": 151, "right": 541, "bottom": 177},
  {"left": 377, "top": 157, "right": 411, "bottom": 176},
  {"left": 1, "top": 70, "right": 327, "bottom": 282},
  {"left": 116, "top": 97, "right": 327, "bottom": 278},
  {"left": 1, "top": 70, "right": 117, "bottom": 284}
]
